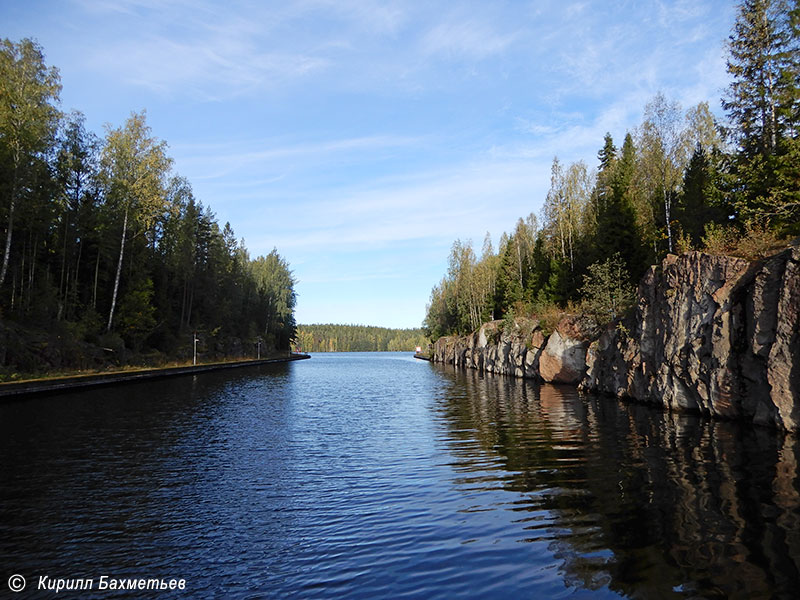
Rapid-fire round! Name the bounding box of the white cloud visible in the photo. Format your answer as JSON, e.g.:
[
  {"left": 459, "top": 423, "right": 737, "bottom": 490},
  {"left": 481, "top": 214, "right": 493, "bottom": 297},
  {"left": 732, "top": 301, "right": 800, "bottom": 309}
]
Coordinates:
[
  {"left": 173, "top": 135, "right": 424, "bottom": 180},
  {"left": 420, "top": 19, "right": 518, "bottom": 60},
  {"left": 25, "top": 0, "right": 739, "bottom": 328},
  {"left": 239, "top": 158, "right": 551, "bottom": 256}
]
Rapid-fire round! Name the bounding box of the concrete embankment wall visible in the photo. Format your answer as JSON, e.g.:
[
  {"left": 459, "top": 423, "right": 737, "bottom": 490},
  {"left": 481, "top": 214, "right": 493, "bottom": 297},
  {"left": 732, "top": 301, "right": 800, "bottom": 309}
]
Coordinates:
[
  {"left": 0, "top": 354, "right": 310, "bottom": 400},
  {"left": 431, "top": 247, "right": 799, "bottom": 432}
]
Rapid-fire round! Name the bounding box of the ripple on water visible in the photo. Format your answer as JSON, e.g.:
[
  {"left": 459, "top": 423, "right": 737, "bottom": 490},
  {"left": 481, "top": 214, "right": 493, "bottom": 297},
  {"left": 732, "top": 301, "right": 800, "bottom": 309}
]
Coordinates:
[{"left": 1, "top": 353, "right": 799, "bottom": 599}]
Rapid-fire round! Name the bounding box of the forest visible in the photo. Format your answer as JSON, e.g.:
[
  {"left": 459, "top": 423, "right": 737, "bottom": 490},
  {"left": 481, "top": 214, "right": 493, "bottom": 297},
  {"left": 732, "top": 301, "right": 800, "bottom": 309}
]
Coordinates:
[
  {"left": 424, "top": 0, "right": 800, "bottom": 341},
  {"left": 295, "top": 324, "right": 427, "bottom": 353},
  {"left": 0, "top": 39, "right": 297, "bottom": 378}
]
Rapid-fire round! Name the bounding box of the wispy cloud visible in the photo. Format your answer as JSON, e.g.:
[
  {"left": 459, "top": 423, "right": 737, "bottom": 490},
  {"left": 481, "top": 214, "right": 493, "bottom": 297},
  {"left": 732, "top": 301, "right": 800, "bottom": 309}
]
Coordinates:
[
  {"left": 420, "top": 18, "right": 518, "bottom": 60},
  {"left": 238, "top": 158, "right": 551, "bottom": 255},
  {"left": 16, "top": 0, "right": 738, "bottom": 327},
  {"left": 173, "top": 135, "right": 424, "bottom": 180},
  {"left": 89, "top": 39, "right": 329, "bottom": 100}
]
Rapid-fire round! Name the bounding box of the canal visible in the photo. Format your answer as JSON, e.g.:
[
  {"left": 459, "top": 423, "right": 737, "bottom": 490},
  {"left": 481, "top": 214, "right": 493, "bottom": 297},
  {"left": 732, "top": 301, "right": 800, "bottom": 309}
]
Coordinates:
[{"left": 1, "top": 352, "right": 798, "bottom": 598}]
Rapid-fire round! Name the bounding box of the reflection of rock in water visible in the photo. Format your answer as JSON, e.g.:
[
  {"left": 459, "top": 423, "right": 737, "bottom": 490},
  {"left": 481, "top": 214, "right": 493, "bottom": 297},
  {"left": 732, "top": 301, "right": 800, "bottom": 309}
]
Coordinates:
[
  {"left": 433, "top": 247, "right": 800, "bottom": 432},
  {"left": 434, "top": 364, "right": 800, "bottom": 598}
]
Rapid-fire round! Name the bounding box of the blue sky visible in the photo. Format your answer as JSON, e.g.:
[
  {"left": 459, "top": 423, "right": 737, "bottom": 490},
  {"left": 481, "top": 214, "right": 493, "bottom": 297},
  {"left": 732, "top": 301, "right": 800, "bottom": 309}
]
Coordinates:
[{"left": 4, "top": 0, "right": 736, "bottom": 328}]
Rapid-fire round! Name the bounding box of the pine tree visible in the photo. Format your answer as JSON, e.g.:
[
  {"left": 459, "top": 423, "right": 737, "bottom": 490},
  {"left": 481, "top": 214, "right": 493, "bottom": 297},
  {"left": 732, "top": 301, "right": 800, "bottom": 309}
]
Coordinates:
[{"left": 54, "top": 111, "right": 101, "bottom": 321}]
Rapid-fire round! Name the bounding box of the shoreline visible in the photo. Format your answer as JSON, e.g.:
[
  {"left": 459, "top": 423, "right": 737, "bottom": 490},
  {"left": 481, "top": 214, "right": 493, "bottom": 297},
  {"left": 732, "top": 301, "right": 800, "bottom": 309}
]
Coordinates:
[
  {"left": 0, "top": 353, "right": 310, "bottom": 400},
  {"left": 429, "top": 248, "right": 800, "bottom": 432}
]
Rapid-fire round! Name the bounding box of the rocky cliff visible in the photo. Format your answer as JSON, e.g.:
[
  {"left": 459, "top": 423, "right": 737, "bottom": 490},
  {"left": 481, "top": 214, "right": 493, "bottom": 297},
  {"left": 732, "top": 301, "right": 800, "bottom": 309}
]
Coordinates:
[
  {"left": 430, "top": 246, "right": 800, "bottom": 431},
  {"left": 430, "top": 314, "right": 595, "bottom": 384}
]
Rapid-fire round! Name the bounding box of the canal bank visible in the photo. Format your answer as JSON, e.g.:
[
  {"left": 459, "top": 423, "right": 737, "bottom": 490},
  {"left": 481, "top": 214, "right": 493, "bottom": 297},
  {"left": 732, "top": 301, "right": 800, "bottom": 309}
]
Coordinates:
[
  {"left": 431, "top": 247, "right": 800, "bottom": 432},
  {"left": 0, "top": 353, "right": 310, "bottom": 400}
]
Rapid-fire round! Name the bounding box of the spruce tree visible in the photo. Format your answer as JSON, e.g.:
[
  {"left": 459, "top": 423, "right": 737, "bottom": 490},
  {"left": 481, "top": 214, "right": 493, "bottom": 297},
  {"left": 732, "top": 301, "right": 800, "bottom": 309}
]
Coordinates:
[
  {"left": 724, "top": 0, "right": 800, "bottom": 229},
  {"left": 676, "top": 144, "right": 729, "bottom": 245},
  {"left": 596, "top": 133, "right": 644, "bottom": 283},
  {"left": 593, "top": 133, "right": 617, "bottom": 233}
]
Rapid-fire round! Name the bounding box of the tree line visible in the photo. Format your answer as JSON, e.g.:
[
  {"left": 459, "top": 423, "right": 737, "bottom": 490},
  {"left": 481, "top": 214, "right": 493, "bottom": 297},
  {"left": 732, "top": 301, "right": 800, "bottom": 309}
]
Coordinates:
[
  {"left": 295, "top": 324, "right": 427, "bottom": 352},
  {"left": 424, "top": 0, "right": 800, "bottom": 341},
  {"left": 0, "top": 38, "right": 296, "bottom": 375}
]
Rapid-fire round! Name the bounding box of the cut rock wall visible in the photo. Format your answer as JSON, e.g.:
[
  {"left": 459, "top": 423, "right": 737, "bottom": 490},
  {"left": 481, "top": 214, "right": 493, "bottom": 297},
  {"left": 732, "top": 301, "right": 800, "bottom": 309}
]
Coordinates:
[{"left": 430, "top": 247, "right": 800, "bottom": 431}]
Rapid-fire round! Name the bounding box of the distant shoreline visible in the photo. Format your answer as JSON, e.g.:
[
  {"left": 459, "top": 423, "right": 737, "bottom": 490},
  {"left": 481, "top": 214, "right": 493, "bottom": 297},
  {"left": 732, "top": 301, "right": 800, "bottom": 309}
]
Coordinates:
[{"left": 0, "top": 354, "right": 310, "bottom": 401}]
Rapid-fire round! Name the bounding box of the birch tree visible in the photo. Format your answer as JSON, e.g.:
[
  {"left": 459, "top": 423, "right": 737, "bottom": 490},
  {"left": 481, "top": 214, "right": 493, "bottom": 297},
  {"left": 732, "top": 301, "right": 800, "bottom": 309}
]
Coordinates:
[
  {"left": 0, "top": 38, "right": 61, "bottom": 288},
  {"left": 544, "top": 157, "right": 568, "bottom": 262},
  {"left": 637, "top": 93, "right": 690, "bottom": 254},
  {"left": 250, "top": 249, "right": 297, "bottom": 349},
  {"left": 100, "top": 111, "right": 172, "bottom": 332},
  {"left": 543, "top": 158, "right": 591, "bottom": 272}
]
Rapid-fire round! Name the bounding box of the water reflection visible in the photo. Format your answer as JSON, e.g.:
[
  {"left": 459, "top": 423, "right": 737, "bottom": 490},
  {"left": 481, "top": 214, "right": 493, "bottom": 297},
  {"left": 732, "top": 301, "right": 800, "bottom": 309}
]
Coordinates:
[
  {"left": 433, "top": 364, "right": 800, "bottom": 599},
  {"left": 0, "top": 364, "right": 297, "bottom": 593},
  {"left": 3, "top": 355, "right": 799, "bottom": 598}
]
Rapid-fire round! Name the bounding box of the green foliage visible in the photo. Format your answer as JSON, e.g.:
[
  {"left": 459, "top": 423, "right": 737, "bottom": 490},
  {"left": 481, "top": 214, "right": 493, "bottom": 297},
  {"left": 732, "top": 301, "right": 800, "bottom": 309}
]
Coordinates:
[
  {"left": 117, "top": 277, "right": 156, "bottom": 351},
  {"left": 530, "top": 299, "right": 569, "bottom": 337},
  {"left": 295, "top": 324, "right": 427, "bottom": 352},
  {"left": 501, "top": 309, "right": 516, "bottom": 335},
  {"left": 593, "top": 133, "right": 645, "bottom": 283},
  {"left": 724, "top": 0, "right": 800, "bottom": 229},
  {"left": 580, "top": 254, "right": 635, "bottom": 323},
  {"left": 250, "top": 250, "right": 297, "bottom": 350},
  {"left": 100, "top": 110, "right": 173, "bottom": 332},
  {"left": 0, "top": 39, "right": 298, "bottom": 373},
  {"left": 735, "top": 219, "right": 789, "bottom": 259},
  {"left": 0, "top": 38, "right": 62, "bottom": 155},
  {"left": 424, "top": 4, "right": 799, "bottom": 337},
  {"left": 0, "top": 38, "right": 62, "bottom": 289},
  {"left": 701, "top": 219, "right": 790, "bottom": 260},
  {"left": 701, "top": 222, "right": 739, "bottom": 255},
  {"left": 675, "top": 143, "right": 729, "bottom": 245}
]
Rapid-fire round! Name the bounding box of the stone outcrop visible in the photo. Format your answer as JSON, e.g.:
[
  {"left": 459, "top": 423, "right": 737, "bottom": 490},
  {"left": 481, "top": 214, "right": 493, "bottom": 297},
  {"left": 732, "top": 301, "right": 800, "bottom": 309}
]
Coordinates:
[
  {"left": 430, "top": 245, "right": 800, "bottom": 431},
  {"left": 431, "top": 315, "right": 594, "bottom": 384},
  {"left": 585, "top": 247, "right": 799, "bottom": 431}
]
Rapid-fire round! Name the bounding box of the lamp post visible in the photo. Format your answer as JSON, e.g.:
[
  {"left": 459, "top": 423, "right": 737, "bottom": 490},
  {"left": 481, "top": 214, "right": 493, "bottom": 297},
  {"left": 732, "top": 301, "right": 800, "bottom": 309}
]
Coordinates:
[{"left": 193, "top": 332, "right": 198, "bottom": 366}]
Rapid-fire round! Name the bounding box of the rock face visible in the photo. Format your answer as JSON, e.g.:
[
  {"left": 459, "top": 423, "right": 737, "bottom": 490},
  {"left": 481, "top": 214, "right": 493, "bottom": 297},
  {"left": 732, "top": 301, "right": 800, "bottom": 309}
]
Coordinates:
[
  {"left": 431, "top": 315, "right": 593, "bottom": 384},
  {"left": 430, "top": 246, "right": 800, "bottom": 431},
  {"left": 585, "top": 247, "right": 800, "bottom": 431}
]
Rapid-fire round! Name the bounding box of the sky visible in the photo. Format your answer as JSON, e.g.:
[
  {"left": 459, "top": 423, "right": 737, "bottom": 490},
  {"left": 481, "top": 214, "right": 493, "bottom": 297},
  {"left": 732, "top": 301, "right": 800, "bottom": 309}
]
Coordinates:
[{"left": 4, "top": 0, "right": 737, "bottom": 328}]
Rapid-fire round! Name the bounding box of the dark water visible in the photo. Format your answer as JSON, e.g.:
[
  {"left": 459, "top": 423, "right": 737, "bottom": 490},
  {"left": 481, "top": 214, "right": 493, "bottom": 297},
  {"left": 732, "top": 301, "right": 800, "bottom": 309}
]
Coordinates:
[{"left": 1, "top": 353, "right": 799, "bottom": 599}]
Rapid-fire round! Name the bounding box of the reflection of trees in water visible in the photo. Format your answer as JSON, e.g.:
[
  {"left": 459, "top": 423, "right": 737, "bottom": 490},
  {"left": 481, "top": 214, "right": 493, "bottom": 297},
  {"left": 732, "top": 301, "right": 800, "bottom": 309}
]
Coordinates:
[{"left": 433, "top": 364, "right": 800, "bottom": 598}]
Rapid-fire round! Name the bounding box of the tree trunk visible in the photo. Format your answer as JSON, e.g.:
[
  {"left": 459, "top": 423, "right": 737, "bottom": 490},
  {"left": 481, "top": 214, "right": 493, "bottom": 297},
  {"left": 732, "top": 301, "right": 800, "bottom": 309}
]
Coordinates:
[
  {"left": 73, "top": 238, "right": 83, "bottom": 320},
  {"left": 187, "top": 282, "right": 194, "bottom": 328},
  {"left": 19, "top": 244, "right": 25, "bottom": 310},
  {"left": 568, "top": 227, "right": 574, "bottom": 272},
  {"left": 0, "top": 197, "right": 15, "bottom": 289},
  {"left": 92, "top": 248, "right": 100, "bottom": 310},
  {"left": 27, "top": 234, "right": 37, "bottom": 310},
  {"left": 59, "top": 212, "right": 69, "bottom": 320},
  {"left": 180, "top": 278, "right": 187, "bottom": 329},
  {"left": 0, "top": 155, "right": 21, "bottom": 289},
  {"left": 107, "top": 207, "right": 128, "bottom": 332},
  {"left": 664, "top": 189, "right": 673, "bottom": 254}
]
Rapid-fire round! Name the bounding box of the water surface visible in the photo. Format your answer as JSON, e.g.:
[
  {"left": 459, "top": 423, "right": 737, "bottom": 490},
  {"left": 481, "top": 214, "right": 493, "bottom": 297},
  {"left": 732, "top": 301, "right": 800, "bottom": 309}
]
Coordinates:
[{"left": 1, "top": 353, "right": 799, "bottom": 598}]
